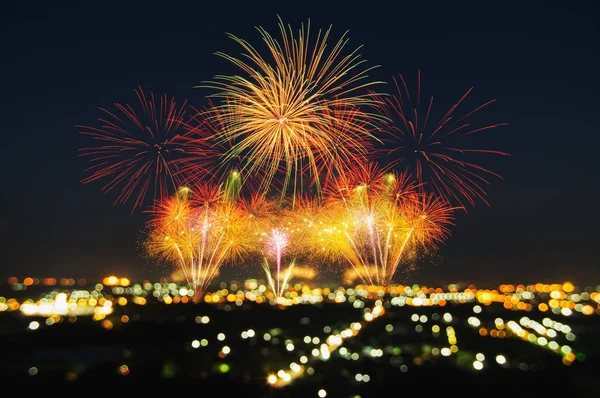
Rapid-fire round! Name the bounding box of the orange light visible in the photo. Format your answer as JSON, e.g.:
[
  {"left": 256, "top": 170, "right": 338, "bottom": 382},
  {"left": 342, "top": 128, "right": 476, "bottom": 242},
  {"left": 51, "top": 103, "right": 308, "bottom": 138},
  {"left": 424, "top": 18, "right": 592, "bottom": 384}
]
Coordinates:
[
  {"left": 103, "top": 276, "right": 119, "bottom": 286},
  {"left": 562, "top": 282, "right": 574, "bottom": 293}
]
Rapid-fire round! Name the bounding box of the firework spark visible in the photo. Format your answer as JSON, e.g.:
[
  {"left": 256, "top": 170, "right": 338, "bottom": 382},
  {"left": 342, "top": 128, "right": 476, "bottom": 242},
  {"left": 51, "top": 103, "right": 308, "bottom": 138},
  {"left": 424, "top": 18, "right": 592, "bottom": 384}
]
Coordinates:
[
  {"left": 377, "top": 71, "right": 509, "bottom": 208},
  {"left": 201, "top": 17, "right": 384, "bottom": 201},
  {"left": 78, "top": 87, "right": 191, "bottom": 211}
]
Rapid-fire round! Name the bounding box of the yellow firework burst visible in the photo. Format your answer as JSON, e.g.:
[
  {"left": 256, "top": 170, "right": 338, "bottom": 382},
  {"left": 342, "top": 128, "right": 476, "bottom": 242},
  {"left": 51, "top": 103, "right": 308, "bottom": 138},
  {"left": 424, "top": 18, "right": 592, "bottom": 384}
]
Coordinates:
[
  {"left": 145, "top": 182, "right": 254, "bottom": 302},
  {"left": 315, "top": 166, "right": 455, "bottom": 286},
  {"left": 201, "top": 17, "right": 384, "bottom": 201}
]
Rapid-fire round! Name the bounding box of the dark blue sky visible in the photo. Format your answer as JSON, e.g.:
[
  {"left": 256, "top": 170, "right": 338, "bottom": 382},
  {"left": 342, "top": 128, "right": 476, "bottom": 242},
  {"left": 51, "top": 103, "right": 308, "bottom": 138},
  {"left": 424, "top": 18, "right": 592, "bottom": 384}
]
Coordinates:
[{"left": 1, "top": 2, "right": 598, "bottom": 286}]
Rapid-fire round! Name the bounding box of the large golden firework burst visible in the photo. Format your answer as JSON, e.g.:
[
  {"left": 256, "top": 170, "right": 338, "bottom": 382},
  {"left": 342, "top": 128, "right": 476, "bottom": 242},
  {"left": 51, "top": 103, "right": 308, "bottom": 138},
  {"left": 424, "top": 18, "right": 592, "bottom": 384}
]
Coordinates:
[{"left": 201, "top": 17, "right": 384, "bottom": 201}]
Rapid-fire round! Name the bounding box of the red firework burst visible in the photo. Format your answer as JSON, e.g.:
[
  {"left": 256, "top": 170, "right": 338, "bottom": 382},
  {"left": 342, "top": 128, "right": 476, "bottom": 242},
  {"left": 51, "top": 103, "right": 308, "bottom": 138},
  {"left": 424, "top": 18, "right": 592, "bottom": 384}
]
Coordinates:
[
  {"left": 377, "top": 71, "right": 509, "bottom": 208},
  {"left": 175, "top": 100, "right": 262, "bottom": 194},
  {"left": 78, "top": 87, "right": 194, "bottom": 211},
  {"left": 306, "top": 104, "right": 376, "bottom": 191}
]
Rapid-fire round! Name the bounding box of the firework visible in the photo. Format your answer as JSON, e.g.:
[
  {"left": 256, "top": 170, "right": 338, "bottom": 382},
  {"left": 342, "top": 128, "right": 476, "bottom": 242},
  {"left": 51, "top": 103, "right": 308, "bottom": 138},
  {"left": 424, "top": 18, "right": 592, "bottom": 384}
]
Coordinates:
[
  {"left": 145, "top": 183, "right": 253, "bottom": 301},
  {"left": 307, "top": 105, "right": 378, "bottom": 187},
  {"left": 78, "top": 87, "right": 192, "bottom": 211},
  {"left": 316, "top": 167, "right": 455, "bottom": 286},
  {"left": 263, "top": 258, "right": 296, "bottom": 300},
  {"left": 376, "top": 71, "right": 509, "bottom": 208},
  {"left": 263, "top": 228, "right": 291, "bottom": 298},
  {"left": 175, "top": 101, "right": 263, "bottom": 200},
  {"left": 249, "top": 197, "right": 313, "bottom": 297},
  {"left": 201, "top": 17, "right": 384, "bottom": 201}
]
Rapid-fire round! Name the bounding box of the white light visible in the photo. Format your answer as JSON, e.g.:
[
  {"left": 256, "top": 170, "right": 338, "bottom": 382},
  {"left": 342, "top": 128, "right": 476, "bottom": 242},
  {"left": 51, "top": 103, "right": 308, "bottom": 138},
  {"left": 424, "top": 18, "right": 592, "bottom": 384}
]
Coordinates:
[
  {"left": 191, "top": 340, "right": 200, "bottom": 348},
  {"left": 217, "top": 333, "right": 225, "bottom": 341},
  {"left": 476, "top": 353, "right": 485, "bottom": 361},
  {"left": 28, "top": 321, "right": 40, "bottom": 331},
  {"left": 327, "top": 335, "right": 342, "bottom": 346},
  {"left": 473, "top": 305, "right": 482, "bottom": 314},
  {"left": 473, "top": 360, "right": 483, "bottom": 370},
  {"left": 441, "top": 347, "right": 451, "bottom": 357},
  {"left": 355, "top": 373, "right": 362, "bottom": 381},
  {"left": 320, "top": 344, "right": 330, "bottom": 360},
  {"left": 222, "top": 346, "right": 230, "bottom": 354},
  {"left": 300, "top": 356, "right": 308, "bottom": 364},
  {"left": 318, "top": 389, "right": 327, "bottom": 397},
  {"left": 247, "top": 329, "right": 255, "bottom": 338},
  {"left": 496, "top": 355, "right": 506, "bottom": 365},
  {"left": 286, "top": 343, "right": 295, "bottom": 351}
]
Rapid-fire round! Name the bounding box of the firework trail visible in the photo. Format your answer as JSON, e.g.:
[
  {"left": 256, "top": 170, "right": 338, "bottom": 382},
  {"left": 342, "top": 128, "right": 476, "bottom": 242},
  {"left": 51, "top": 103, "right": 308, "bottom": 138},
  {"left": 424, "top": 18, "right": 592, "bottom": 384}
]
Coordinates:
[
  {"left": 78, "top": 87, "right": 192, "bottom": 212},
  {"left": 376, "top": 71, "right": 509, "bottom": 208},
  {"left": 201, "top": 17, "right": 384, "bottom": 202}
]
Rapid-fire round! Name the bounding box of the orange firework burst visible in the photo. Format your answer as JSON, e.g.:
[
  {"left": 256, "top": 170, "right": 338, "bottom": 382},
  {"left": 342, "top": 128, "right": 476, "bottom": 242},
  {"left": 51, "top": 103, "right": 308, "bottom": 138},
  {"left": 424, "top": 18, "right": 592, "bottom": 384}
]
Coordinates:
[
  {"left": 145, "top": 183, "right": 253, "bottom": 301},
  {"left": 315, "top": 167, "right": 455, "bottom": 286},
  {"left": 78, "top": 87, "right": 192, "bottom": 212},
  {"left": 377, "top": 71, "right": 509, "bottom": 208},
  {"left": 201, "top": 17, "right": 384, "bottom": 201}
]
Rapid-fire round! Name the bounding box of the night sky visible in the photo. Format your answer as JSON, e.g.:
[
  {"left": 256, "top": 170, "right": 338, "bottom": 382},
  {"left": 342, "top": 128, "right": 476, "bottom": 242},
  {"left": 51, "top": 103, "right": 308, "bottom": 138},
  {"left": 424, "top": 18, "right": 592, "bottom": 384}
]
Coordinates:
[{"left": 2, "top": 2, "right": 598, "bottom": 286}]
